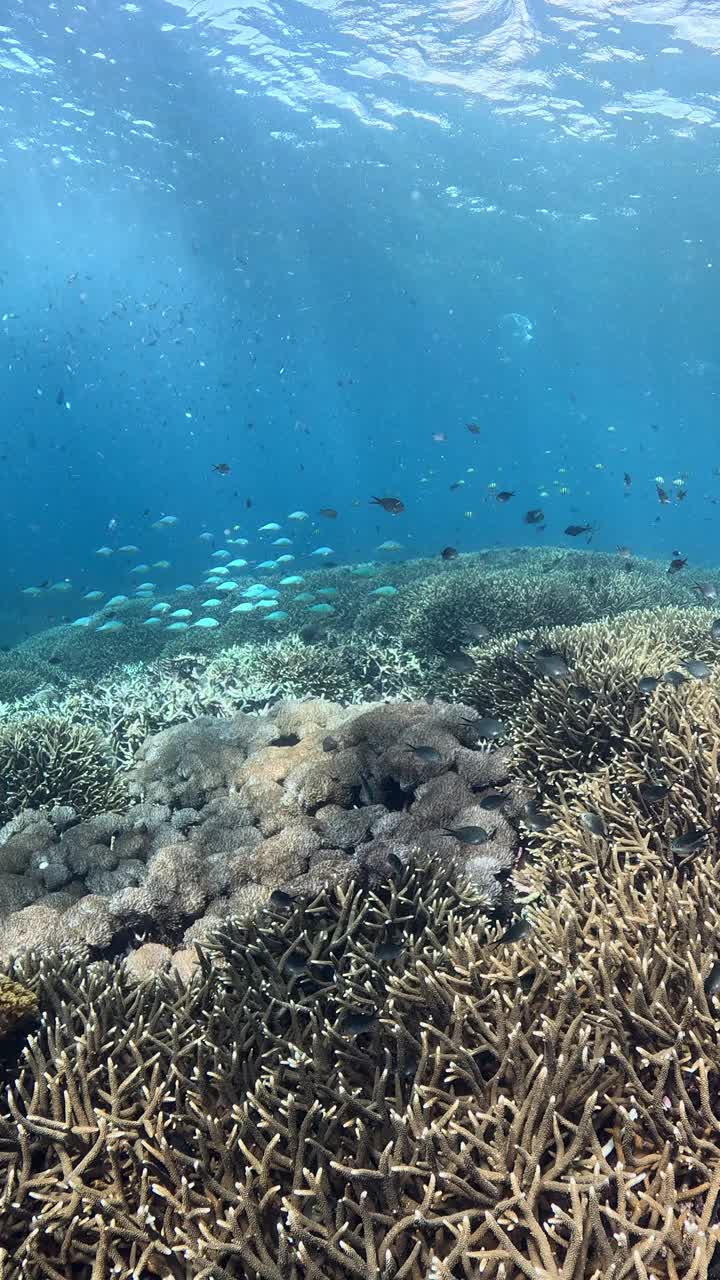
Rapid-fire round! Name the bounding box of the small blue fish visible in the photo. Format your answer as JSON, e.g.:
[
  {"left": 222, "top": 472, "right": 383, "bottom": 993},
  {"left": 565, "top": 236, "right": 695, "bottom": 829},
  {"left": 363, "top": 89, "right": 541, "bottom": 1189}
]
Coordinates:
[{"left": 96, "top": 620, "right": 125, "bottom": 633}]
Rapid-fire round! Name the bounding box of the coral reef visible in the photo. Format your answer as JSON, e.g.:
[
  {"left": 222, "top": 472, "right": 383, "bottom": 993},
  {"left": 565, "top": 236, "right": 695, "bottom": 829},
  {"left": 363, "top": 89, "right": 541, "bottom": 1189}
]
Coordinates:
[
  {"left": 0, "top": 716, "right": 123, "bottom": 825},
  {"left": 387, "top": 548, "right": 697, "bottom": 660},
  {"left": 0, "top": 972, "right": 36, "bottom": 1040},
  {"left": 0, "top": 653, "right": 68, "bottom": 704},
  {"left": 2, "top": 584, "right": 720, "bottom": 1274},
  {"left": 16, "top": 598, "right": 169, "bottom": 678},
  {"left": 0, "top": 633, "right": 442, "bottom": 769},
  {"left": 0, "top": 699, "right": 515, "bottom": 961},
  {"left": 8, "top": 547, "right": 702, "bottom": 690},
  {"left": 2, "top": 853, "right": 720, "bottom": 1277},
  {"left": 451, "top": 605, "right": 719, "bottom": 788}
]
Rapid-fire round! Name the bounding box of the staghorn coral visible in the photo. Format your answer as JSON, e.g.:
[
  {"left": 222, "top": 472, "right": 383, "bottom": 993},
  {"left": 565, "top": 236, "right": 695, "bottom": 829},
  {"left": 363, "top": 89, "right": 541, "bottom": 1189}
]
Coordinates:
[
  {"left": 389, "top": 548, "right": 697, "bottom": 661},
  {"left": 516, "top": 663, "right": 720, "bottom": 903},
  {"left": 0, "top": 632, "right": 440, "bottom": 772},
  {"left": 444, "top": 605, "right": 720, "bottom": 791},
  {"left": 0, "top": 715, "right": 124, "bottom": 824},
  {"left": 16, "top": 598, "right": 170, "bottom": 678},
  {"left": 3, "top": 855, "right": 720, "bottom": 1277},
  {"left": 0, "top": 654, "right": 68, "bottom": 705}
]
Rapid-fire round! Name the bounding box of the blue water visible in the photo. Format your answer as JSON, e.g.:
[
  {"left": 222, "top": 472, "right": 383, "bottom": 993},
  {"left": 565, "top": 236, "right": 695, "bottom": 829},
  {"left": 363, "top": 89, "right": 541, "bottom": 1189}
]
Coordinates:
[{"left": 2, "top": 0, "right": 720, "bottom": 647}]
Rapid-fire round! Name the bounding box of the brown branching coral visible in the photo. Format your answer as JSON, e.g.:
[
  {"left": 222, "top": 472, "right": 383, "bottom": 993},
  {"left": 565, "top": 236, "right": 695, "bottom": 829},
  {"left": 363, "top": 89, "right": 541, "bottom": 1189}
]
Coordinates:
[
  {"left": 392, "top": 551, "right": 696, "bottom": 662},
  {"left": 446, "top": 606, "right": 720, "bottom": 794},
  {"left": 3, "top": 854, "right": 720, "bottom": 1279},
  {"left": 0, "top": 715, "right": 124, "bottom": 823},
  {"left": 514, "top": 645, "right": 720, "bottom": 900}
]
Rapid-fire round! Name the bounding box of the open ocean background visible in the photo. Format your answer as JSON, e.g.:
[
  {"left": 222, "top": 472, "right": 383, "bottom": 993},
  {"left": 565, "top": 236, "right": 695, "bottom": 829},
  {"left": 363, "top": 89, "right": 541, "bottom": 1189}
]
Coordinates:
[{"left": 1, "top": 0, "right": 720, "bottom": 648}]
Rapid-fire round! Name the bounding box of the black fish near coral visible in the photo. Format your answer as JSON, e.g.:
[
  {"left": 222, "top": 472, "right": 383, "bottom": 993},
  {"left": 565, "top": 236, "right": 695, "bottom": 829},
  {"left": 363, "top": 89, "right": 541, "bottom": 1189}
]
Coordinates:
[
  {"left": 568, "top": 683, "right": 593, "bottom": 703},
  {"left": 535, "top": 650, "right": 570, "bottom": 679},
  {"left": 638, "top": 675, "right": 661, "bottom": 694},
  {"left": 580, "top": 811, "right": 606, "bottom": 837},
  {"left": 522, "top": 801, "right": 555, "bottom": 832},
  {"left": 269, "top": 888, "right": 296, "bottom": 910},
  {"left": 639, "top": 781, "right": 670, "bottom": 803},
  {"left": 443, "top": 825, "right": 493, "bottom": 845},
  {"left": 671, "top": 827, "right": 708, "bottom": 857},
  {"left": 477, "top": 791, "right": 507, "bottom": 811},
  {"left": 682, "top": 658, "right": 711, "bottom": 680},
  {"left": 444, "top": 651, "right": 476, "bottom": 674},
  {"left": 524, "top": 508, "right": 545, "bottom": 524},
  {"left": 667, "top": 557, "right": 687, "bottom": 574},
  {"left": 405, "top": 743, "right": 442, "bottom": 763},
  {"left": 441, "top": 546, "right": 459, "bottom": 560},
  {"left": 464, "top": 716, "right": 507, "bottom": 739},
  {"left": 494, "top": 917, "right": 531, "bottom": 946},
  {"left": 704, "top": 962, "right": 720, "bottom": 999},
  {"left": 370, "top": 495, "right": 404, "bottom": 514},
  {"left": 341, "top": 1009, "right": 378, "bottom": 1034},
  {"left": 465, "top": 622, "right": 490, "bottom": 642}
]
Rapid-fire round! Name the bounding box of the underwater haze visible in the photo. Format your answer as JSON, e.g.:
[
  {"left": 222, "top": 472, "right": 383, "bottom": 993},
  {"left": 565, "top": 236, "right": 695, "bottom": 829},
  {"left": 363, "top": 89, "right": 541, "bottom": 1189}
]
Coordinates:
[{"left": 1, "top": 0, "right": 720, "bottom": 647}]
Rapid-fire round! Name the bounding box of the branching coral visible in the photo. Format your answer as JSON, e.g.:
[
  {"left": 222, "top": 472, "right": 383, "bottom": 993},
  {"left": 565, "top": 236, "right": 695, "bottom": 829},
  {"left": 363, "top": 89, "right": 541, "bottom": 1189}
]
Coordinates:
[
  {"left": 442, "top": 606, "right": 720, "bottom": 792},
  {"left": 0, "top": 716, "right": 123, "bottom": 823},
  {"left": 391, "top": 550, "right": 696, "bottom": 661},
  {"left": 0, "top": 654, "right": 67, "bottom": 705},
  {"left": 2, "top": 853, "right": 720, "bottom": 1278},
  {"left": 0, "top": 633, "right": 442, "bottom": 771}
]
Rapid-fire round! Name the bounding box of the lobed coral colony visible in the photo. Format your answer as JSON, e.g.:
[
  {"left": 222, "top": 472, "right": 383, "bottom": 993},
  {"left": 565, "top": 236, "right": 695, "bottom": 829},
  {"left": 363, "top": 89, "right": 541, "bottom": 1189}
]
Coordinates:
[{"left": 2, "top": 549, "right": 720, "bottom": 1276}]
